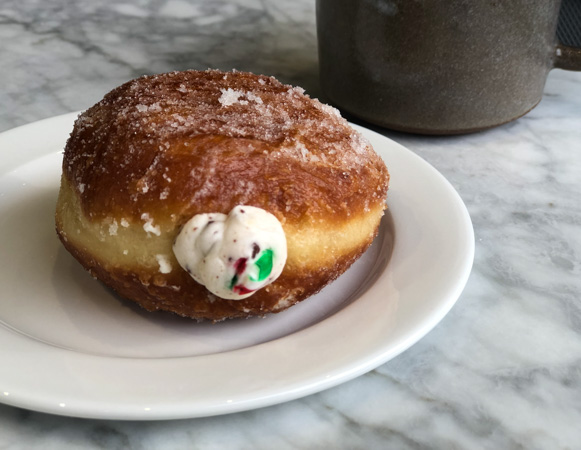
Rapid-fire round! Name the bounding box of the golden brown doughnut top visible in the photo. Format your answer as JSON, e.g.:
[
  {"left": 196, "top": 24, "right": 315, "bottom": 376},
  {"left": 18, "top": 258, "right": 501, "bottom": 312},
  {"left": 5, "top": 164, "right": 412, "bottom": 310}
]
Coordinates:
[{"left": 63, "top": 70, "right": 389, "bottom": 226}]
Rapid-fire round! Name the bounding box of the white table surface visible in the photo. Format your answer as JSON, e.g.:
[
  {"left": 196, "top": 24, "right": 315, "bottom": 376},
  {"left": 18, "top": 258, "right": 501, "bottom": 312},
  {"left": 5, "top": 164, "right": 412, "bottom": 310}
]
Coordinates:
[{"left": 1, "top": 1, "right": 580, "bottom": 448}]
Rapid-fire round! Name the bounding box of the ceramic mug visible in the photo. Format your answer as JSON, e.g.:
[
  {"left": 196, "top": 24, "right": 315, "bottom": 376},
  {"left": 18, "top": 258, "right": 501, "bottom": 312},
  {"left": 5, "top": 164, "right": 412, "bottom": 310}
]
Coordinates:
[{"left": 317, "top": 0, "right": 581, "bottom": 134}]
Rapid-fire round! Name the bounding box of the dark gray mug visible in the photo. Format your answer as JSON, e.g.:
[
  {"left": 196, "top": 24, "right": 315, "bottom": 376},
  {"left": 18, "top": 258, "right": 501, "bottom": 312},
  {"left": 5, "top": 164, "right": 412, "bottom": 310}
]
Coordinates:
[{"left": 317, "top": 0, "right": 581, "bottom": 134}]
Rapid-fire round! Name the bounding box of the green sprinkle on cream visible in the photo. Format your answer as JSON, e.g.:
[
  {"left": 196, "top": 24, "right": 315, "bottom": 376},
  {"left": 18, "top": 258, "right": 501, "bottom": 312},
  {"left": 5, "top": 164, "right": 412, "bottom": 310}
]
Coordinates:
[{"left": 252, "top": 249, "right": 274, "bottom": 282}]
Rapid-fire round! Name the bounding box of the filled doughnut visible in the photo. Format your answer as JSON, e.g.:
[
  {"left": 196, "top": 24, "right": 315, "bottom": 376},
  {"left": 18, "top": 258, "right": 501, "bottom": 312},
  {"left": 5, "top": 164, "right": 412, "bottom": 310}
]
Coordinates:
[{"left": 55, "top": 70, "right": 389, "bottom": 321}]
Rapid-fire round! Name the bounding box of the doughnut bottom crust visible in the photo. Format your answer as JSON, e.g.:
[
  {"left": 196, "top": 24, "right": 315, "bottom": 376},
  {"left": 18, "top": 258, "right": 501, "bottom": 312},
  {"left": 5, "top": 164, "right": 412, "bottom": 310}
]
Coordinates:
[{"left": 55, "top": 175, "right": 385, "bottom": 321}]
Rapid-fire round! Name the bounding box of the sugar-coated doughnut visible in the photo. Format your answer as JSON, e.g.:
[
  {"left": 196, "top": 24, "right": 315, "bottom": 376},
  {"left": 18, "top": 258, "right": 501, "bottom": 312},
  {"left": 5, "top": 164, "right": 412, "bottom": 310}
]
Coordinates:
[{"left": 55, "top": 70, "right": 389, "bottom": 321}]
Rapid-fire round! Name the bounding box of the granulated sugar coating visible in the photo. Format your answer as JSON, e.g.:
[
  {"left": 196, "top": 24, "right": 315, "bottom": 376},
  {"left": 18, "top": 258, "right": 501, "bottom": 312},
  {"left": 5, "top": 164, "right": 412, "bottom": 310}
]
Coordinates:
[
  {"left": 56, "top": 69, "right": 390, "bottom": 320},
  {"left": 63, "top": 69, "right": 388, "bottom": 226}
]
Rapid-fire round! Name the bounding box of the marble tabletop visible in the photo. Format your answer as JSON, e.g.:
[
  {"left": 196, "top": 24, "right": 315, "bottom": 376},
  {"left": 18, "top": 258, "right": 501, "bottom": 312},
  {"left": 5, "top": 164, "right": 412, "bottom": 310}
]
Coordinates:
[{"left": 1, "top": 0, "right": 581, "bottom": 448}]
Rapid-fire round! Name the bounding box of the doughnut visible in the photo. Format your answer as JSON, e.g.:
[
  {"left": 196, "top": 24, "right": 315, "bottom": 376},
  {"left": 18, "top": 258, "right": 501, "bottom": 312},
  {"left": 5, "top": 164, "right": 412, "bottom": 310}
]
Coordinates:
[{"left": 55, "top": 70, "right": 389, "bottom": 321}]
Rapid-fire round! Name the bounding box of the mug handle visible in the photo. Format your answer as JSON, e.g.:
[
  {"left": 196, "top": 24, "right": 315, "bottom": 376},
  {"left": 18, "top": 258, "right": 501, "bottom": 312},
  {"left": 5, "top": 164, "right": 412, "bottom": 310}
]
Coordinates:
[
  {"left": 554, "top": 0, "right": 581, "bottom": 71},
  {"left": 554, "top": 44, "right": 581, "bottom": 71}
]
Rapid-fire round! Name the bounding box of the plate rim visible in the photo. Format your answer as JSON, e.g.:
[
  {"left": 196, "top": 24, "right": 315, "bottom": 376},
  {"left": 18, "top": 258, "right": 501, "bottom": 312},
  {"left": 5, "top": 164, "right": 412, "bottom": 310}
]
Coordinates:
[{"left": 0, "top": 113, "right": 474, "bottom": 420}]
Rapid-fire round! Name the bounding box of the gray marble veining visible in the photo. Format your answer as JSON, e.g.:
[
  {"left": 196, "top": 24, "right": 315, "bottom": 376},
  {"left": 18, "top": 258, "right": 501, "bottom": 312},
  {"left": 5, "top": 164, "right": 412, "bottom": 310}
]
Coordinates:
[
  {"left": 1, "top": 0, "right": 581, "bottom": 449},
  {"left": 0, "top": 0, "right": 319, "bottom": 131}
]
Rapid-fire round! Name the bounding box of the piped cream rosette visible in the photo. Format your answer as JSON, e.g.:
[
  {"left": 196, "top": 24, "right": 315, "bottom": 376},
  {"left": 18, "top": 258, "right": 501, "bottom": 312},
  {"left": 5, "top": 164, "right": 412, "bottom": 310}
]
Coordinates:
[{"left": 173, "top": 205, "right": 287, "bottom": 300}]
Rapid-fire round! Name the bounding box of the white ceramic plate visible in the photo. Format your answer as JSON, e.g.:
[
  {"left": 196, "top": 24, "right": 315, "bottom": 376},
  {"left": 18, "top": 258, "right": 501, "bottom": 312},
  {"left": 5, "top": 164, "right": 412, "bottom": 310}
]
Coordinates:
[{"left": 0, "top": 113, "right": 474, "bottom": 420}]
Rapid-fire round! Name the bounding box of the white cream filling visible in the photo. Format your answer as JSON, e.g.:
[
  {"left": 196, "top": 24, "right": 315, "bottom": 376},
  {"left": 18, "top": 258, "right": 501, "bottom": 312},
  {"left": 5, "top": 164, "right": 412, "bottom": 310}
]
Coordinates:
[{"left": 173, "top": 205, "right": 287, "bottom": 300}]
